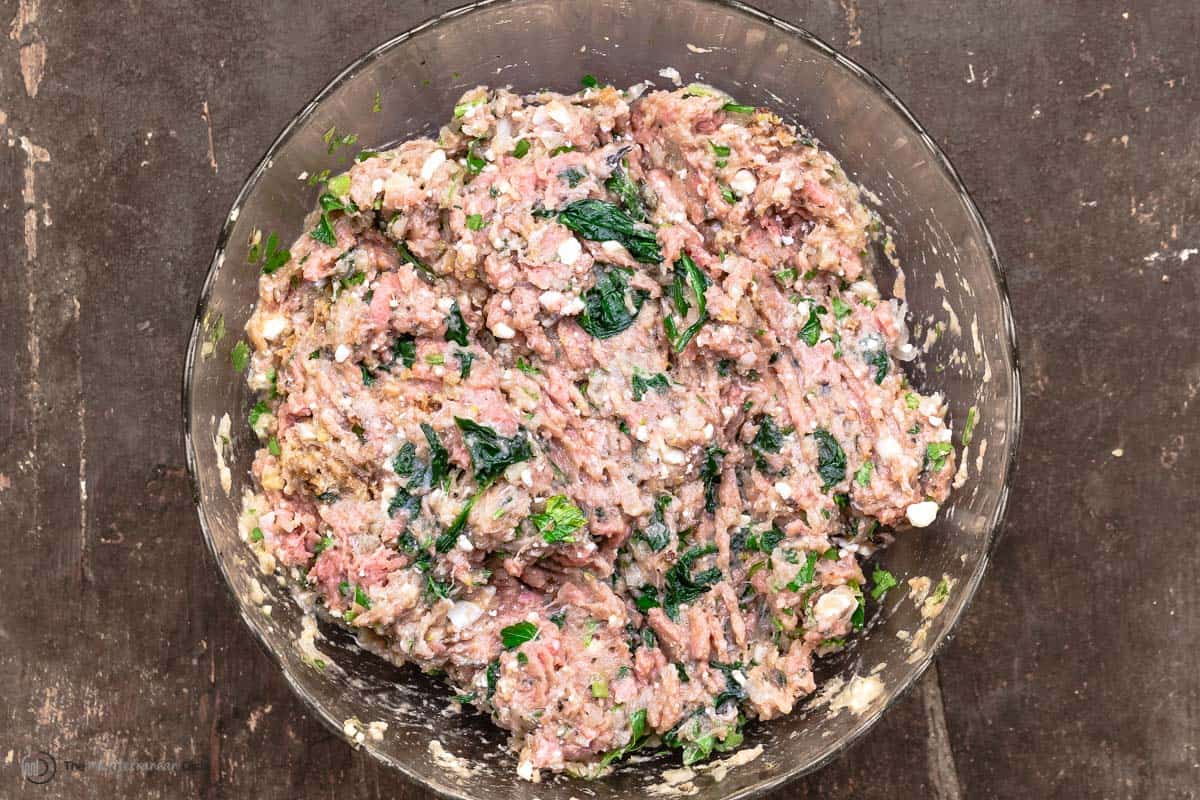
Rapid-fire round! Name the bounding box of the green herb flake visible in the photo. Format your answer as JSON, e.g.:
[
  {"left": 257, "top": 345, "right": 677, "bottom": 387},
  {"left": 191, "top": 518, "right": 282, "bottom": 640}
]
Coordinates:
[
  {"left": 256, "top": 232, "right": 291, "bottom": 274},
  {"left": 709, "top": 140, "right": 731, "bottom": 158},
  {"left": 512, "top": 138, "right": 530, "bottom": 158},
  {"left": 268, "top": 437, "right": 281, "bottom": 457},
  {"left": 532, "top": 495, "right": 587, "bottom": 544},
  {"left": 905, "top": 392, "right": 920, "bottom": 410},
  {"left": 465, "top": 213, "right": 485, "bottom": 231},
  {"left": 500, "top": 620, "right": 539, "bottom": 649},
  {"left": 722, "top": 101, "right": 756, "bottom": 114},
  {"left": 854, "top": 460, "right": 874, "bottom": 487},
  {"left": 393, "top": 334, "right": 417, "bottom": 368},
  {"left": 831, "top": 296, "right": 852, "bottom": 320},
  {"left": 310, "top": 213, "right": 337, "bottom": 246},
  {"left": 230, "top": 341, "right": 250, "bottom": 372},
  {"left": 870, "top": 568, "right": 898, "bottom": 600},
  {"left": 248, "top": 400, "right": 270, "bottom": 428},
  {"left": 465, "top": 141, "right": 486, "bottom": 175},
  {"left": 249, "top": 527, "right": 264, "bottom": 543},
  {"left": 591, "top": 678, "right": 609, "bottom": 698},
  {"left": 799, "top": 304, "right": 828, "bottom": 347},
  {"left": 515, "top": 357, "right": 541, "bottom": 376},
  {"left": 925, "top": 442, "right": 954, "bottom": 472},
  {"left": 581, "top": 74, "right": 599, "bottom": 88}
]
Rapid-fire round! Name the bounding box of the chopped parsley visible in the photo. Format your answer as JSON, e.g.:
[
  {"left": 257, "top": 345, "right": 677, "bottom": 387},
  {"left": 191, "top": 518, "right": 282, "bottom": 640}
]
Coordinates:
[
  {"left": 799, "top": 303, "right": 827, "bottom": 346},
  {"left": 854, "top": 460, "right": 874, "bottom": 487},
  {"left": 559, "top": 167, "right": 587, "bottom": 187},
  {"left": 230, "top": 341, "right": 250, "bottom": 372},
  {"left": 870, "top": 568, "right": 898, "bottom": 600},
  {"left": 500, "top": 620, "right": 539, "bottom": 649},
  {"left": 456, "top": 350, "right": 475, "bottom": 379},
  {"left": 722, "top": 101, "right": 756, "bottom": 114},
  {"left": 250, "top": 232, "right": 291, "bottom": 274},
  {"left": 831, "top": 296, "right": 852, "bottom": 320},
  {"left": 580, "top": 74, "right": 599, "bottom": 88},
  {"left": 637, "top": 496, "right": 673, "bottom": 552},
  {"left": 249, "top": 527, "right": 264, "bottom": 543},
  {"left": 905, "top": 392, "right": 920, "bottom": 410},
  {"left": 663, "top": 545, "right": 722, "bottom": 620},
  {"left": 925, "top": 442, "right": 953, "bottom": 472},
  {"left": 511, "top": 138, "right": 530, "bottom": 158},
  {"left": 865, "top": 347, "right": 889, "bottom": 384},
  {"left": 515, "top": 357, "right": 540, "bottom": 376},
  {"left": 599, "top": 709, "right": 649, "bottom": 767},
  {"left": 531, "top": 495, "right": 586, "bottom": 544},
  {"left": 465, "top": 213, "right": 485, "bottom": 230},
  {"left": 701, "top": 446, "right": 725, "bottom": 513}
]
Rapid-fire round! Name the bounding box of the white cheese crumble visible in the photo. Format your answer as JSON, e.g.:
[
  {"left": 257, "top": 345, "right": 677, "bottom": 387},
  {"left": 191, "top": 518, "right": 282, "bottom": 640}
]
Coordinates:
[
  {"left": 730, "top": 169, "right": 758, "bottom": 196},
  {"left": 905, "top": 501, "right": 939, "bottom": 527}
]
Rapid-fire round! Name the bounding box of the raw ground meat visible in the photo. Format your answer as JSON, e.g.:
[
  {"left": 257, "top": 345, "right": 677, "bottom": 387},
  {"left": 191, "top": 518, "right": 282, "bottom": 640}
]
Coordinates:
[{"left": 238, "top": 81, "right": 956, "bottom": 779}]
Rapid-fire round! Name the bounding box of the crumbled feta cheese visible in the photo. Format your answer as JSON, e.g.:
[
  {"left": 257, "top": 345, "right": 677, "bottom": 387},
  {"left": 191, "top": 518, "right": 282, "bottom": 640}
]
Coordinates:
[
  {"left": 261, "top": 316, "right": 287, "bottom": 341},
  {"left": 906, "top": 501, "right": 939, "bottom": 528},
  {"left": 875, "top": 436, "right": 901, "bottom": 460},
  {"left": 730, "top": 169, "right": 758, "bottom": 196},
  {"left": 557, "top": 236, "right": 582, "bottom": 265},
  {"left": 334, "top": 344, "right": 352, "bottom": 363},
  {"left": 774, "top": 481, "right": 792, "bottom": 500},
  {"left": 493, "top": 322, "right": 516, "bottom": 339},
  {"left": 662, "top": 447, "right": 686, "bottom": 465},
  {"left": 420, "top": 149, "right": 446, "bottom": 181}
]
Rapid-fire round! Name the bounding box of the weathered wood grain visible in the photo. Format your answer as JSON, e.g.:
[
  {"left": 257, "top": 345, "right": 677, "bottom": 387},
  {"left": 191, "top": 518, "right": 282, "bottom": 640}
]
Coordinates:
[{"left": 1, "top": 1, "right": 1196, "bottom": 798}]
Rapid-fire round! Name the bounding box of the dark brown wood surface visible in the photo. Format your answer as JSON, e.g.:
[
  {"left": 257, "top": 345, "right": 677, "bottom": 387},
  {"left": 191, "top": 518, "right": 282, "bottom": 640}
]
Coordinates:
[{"left": 2, "top": 1, "right": 1197, "bottom": 798}]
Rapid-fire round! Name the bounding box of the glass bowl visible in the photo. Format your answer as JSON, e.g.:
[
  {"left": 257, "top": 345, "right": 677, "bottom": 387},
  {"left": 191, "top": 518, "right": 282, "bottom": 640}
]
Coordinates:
[{"left": 183, "top": 1, "right": 1021, "bottom": 797}]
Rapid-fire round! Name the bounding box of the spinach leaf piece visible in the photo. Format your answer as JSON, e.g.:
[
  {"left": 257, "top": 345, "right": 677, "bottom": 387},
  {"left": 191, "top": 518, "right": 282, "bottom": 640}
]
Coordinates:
[
  {"left": 454, "top": 417, "right": 533, "bottom": 485},
  {"left": 444, "top": 299, "right": 469, "bottom": 346},
  {"left": 638, "top": 496, "right": 673, "bottom": 552},
  {"left": 604, "top": 160, "right": 647, "bottom": 222},
  {"left": 700, "top": 446, "right": 725, "bottom": 513},
  {"left": 750, "top": 414, "right": 785, "bottom": 472},
  {"left": 812, "top": 428, "right": 846, "bottom": 491},
  {"left": 557, "top": 199, "right": 662, "bottom": 263},
  {"left": 577, "top": 265, "right": 649, "bottom": 339},
  {"left": 664, "top": 545, "right": 722, "bottom": 620},
  {"left": 663, "top": 253, "right": 710, "bottom": 353},
  {"left": 421, "top": 423, "right": 449, "bottom": 487}
]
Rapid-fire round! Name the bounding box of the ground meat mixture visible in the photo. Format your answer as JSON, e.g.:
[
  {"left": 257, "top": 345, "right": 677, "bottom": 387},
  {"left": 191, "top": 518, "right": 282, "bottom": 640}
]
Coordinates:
[{"left": 239, "top": 82, "right": 956, "bottom": 779}]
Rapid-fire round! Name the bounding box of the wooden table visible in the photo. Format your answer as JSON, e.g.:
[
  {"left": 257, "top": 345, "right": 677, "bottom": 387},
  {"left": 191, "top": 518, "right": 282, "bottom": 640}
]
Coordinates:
[{"left": 2, "top": 1, "right": 1196, "bottom": 797}]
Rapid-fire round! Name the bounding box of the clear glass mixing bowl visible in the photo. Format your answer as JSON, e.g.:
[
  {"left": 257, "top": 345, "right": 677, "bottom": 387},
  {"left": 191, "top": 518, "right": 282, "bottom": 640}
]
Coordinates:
[{"left": 183, "top": 1, "right": 1021, "bottom": 797}]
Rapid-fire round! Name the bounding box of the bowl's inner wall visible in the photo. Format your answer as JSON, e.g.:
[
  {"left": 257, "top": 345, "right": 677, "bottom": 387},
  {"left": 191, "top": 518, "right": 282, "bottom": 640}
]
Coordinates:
[{"left": 186, "top": 2, "right": 1017, "bottom": 798}]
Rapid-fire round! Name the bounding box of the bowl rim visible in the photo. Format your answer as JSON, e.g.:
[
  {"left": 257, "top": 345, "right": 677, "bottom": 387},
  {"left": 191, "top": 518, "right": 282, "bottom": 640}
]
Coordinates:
[{"left": 182, "top": 0, "right": 1023, "bottom": 796}]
